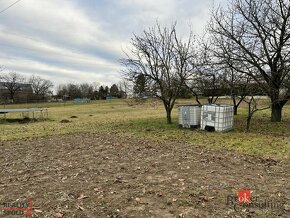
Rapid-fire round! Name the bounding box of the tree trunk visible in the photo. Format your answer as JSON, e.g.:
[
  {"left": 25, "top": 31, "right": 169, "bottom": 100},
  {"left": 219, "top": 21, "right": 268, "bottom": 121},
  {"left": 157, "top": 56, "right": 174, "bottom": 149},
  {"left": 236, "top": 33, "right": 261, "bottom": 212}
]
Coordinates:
[
  {"left": 246, "top": 116, "right": 251, "bottom": 131},
  {"left": 208, "top": 97, "right": 213, "bottom": 104},
  {"left": 271, "top": 102, "right": 283, "bottom": 122},
  {"left": 166, "top": 108, "right": 172, "bottom": 124},
  {"left": 192, "top": 91, "right": 201, "bottom": 105},
  {"left": 232, "top": 95, "right": 241, "bottom": 115},
  {"left": 234, "top": 105, "right": 238, "bottom": 115},
  {"left": 246, "top": 102, "right": 252, "bottom": 131},
  {"left": 9, "top": 92, "right": 14, "bottom": 101}
]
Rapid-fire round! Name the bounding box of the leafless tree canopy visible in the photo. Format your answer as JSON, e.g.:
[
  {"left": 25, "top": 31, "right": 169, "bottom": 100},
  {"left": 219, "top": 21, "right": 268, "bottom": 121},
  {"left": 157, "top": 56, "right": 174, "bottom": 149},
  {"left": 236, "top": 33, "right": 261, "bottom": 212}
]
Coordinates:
[
  {"left": 29, "top": 75, "right": 53, "bottom": 97},
  {"left": 118, "top": 79, "right": 131, "bottom": 98},
  {"left": 209, "top": 0, "right": 290, "bottom": 122},
  {"left": 121, "top": 22, "right": 196, "bottom": 123},
  {"left": 0, "top": 72, "right": 26, "bottom": 100}
]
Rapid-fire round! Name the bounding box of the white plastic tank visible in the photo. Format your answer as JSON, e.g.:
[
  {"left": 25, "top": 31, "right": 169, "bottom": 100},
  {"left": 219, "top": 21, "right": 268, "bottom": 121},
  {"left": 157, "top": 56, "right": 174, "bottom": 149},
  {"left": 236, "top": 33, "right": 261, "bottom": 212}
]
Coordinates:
[
  {"left": 178, "top": 105, "right": 202, "bottom": 129},
  {"left": 201, "top": 104, "right": 234, "bottom": 132}
]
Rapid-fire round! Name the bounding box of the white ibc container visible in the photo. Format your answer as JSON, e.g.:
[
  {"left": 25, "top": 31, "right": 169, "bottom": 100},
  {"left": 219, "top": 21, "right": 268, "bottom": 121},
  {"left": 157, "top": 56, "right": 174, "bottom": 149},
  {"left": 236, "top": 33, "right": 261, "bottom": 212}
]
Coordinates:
[
  {"left": 201, "top": 104, "right": 234, "bottom": 132},
  {"left": 178, "top": 105, "right": 202, "bottom": 129}
]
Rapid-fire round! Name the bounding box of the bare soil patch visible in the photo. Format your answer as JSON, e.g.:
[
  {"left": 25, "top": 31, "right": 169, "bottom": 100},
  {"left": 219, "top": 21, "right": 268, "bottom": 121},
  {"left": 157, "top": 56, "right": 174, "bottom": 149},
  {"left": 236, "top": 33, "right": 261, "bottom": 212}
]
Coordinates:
[{"left": 0, "top": 134, "right": 289, "bottom": 217}]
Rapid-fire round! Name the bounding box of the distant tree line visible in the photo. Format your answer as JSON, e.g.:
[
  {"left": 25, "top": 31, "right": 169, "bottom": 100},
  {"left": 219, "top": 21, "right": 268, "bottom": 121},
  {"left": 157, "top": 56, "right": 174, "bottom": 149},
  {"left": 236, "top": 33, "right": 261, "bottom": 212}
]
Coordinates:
[
  {"left": 0, "top": 68, "right": 128, "bottom": 103},
  {"left": 56, "top": 83, "right": 127, "bottom": 100}
]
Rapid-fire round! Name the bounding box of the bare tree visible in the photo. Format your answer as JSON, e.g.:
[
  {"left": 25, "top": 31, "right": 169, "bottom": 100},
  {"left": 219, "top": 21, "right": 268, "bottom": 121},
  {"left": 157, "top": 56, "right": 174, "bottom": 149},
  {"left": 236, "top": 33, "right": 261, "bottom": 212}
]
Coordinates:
[
  {"left": 200, "top": 72, "right": 223, "bottom": 104},
  {"left": 56, "top": 84, "right": 68, "bottom": 99},
  {"left": 29, "top": 75, "right": 53, "bottom": 99},
  {"left": 79, "top": 83, "right": 94, "bottom": 98},
  {"left": 1, "top": 72, "right": 25, "bottom": 101},
  {"left": 203, "top": 37, "right": 252, "bottom": 115},
  {"left": 209, "top": 0, "right": 290, "bottom": 122},
  {"left": 244, "top": 96, "right": 270, "bottom": 131},
  {"left": 66, "top": 83, "right": 81, "bottom": 99},
  {"left": 186, "top": 39, "right": 232, "bottom": 105},
  {"left": 224, "top": 68, "right": 252, "bottom": 115},
  {"left": 121, "top": 22, "right": 196, "bottom": 124},
  {"left": 118, "top": 79, "right": 131, "bottom": 98}
]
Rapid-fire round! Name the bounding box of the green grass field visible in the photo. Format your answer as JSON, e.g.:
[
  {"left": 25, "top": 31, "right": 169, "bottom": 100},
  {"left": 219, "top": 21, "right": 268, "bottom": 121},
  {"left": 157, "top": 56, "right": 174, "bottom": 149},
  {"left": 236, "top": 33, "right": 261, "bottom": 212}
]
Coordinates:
[{"left": 1, "top": 98, "right": 289, "bottom": 159}]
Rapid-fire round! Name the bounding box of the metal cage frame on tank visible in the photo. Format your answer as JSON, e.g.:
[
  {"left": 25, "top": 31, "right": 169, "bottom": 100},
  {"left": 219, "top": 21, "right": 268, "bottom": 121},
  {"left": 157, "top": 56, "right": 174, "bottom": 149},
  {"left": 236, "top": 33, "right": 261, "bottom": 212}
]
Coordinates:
[{"left": 201, "top": 104, "right": 234, "bottom": 132}]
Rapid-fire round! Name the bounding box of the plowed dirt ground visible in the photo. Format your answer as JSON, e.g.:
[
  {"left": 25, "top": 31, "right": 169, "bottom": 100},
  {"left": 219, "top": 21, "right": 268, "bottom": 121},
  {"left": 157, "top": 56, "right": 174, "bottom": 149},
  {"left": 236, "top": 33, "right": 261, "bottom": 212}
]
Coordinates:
[{"left": 0, "top": 133, "right": 289, "bottom": 217}]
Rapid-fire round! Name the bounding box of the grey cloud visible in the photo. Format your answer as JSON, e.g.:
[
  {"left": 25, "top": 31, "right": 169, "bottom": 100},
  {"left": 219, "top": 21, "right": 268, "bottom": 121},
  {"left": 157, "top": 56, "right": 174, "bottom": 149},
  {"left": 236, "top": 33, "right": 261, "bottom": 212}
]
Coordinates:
[{"left": 0, "top": 0, "right": 226, "bottom": 88}]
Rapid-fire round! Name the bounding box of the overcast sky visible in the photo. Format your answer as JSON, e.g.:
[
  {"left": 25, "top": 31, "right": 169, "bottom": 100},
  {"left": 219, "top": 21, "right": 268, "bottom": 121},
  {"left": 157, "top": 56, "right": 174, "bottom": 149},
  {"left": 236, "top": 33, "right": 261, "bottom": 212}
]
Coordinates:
[{"left": 0, "top": 0, "right": 226, "bottom": 88}]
